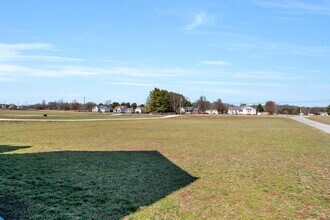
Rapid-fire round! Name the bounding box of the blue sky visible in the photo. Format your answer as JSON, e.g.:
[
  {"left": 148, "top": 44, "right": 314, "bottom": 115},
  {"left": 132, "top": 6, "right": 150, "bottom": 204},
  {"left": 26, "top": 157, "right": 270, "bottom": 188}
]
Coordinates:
[{"left": 0, "top": 0, "right": 329, "bottom": 106}]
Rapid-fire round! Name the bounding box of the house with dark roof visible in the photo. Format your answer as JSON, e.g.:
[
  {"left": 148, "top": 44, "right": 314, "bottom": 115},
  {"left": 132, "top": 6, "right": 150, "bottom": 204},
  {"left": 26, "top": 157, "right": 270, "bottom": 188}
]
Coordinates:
[
  {"left": 127, "top": 108, "right": 134, "bottom": 113},
  {"left": 134, "top": 106, "right": 146, "bottom": 114},
  {"left": 178, "top": 106, "right": 200, "bottom": 114},
  {"left": 113, "top": 106, "right": 128, "bottom": 113}
]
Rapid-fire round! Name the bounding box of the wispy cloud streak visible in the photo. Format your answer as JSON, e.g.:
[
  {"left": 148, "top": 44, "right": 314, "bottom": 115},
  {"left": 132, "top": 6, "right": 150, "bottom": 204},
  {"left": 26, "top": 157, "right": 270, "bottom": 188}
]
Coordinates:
[
  {"left": 192, "top": 81, "right": 286, "bottom": 88},
  {"left": 201, "top": 60, "right": 232, "bottom": 66},
  {"left": 257, "top": 0, "right": 330, "bottom": 15},
  {"left": 185, "top": 11, "right": 215, "bottom": 31},
  {"left": 0, "top": 43, "right": 82, "bottom": 62},
  {"left": 108, "top": 82, "right": 161, "bottom": 87}
]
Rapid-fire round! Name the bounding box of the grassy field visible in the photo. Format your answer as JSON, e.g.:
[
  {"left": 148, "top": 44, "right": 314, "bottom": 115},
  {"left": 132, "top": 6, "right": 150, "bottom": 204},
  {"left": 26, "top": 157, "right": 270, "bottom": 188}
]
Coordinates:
[
  {"left": 309, "top": 116, "right": 330, "bottom": 125},
  {"left": 0, "top": 114, "right": 329, "bottom": 219},
  {"left": 0, "top": 110, "right": 157, "bottom": 120}
]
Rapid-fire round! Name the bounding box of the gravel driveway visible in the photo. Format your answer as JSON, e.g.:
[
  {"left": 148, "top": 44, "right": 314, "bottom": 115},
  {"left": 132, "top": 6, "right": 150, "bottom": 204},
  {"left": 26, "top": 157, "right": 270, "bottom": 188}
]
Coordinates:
[{"left": 292, "top": 116, "right": 330, "bottom": 134}]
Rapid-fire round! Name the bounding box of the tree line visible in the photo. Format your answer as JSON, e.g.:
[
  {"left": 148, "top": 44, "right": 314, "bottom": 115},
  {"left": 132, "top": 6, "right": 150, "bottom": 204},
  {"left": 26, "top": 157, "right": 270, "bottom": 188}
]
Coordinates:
[
  {"left": 145, "top": 88, "right": 330, "bottom": 115},
  {"left": 146, "top": 88, "right": 229, "bottom": 113},
  {"left": 2, "top": 88, "right": 330, "bottom": 115},
  {"left": 3, "top": 100, "right": 145, "bottom": 111}
]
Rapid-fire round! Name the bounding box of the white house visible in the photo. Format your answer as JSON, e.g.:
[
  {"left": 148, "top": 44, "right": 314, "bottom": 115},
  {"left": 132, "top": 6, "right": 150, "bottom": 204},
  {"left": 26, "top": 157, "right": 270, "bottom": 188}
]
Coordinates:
[
  {"left": 178, "top": 107, "right": 186, "bottom": 114},
  {"left": 100, "top": 106, "right": 110, "bottom": 113},
  {"left": 92, "top": 106, "right": 99, "bottom": 112},
  {"left": 113, "top": 106, "right": 127, "bottom": 113},
  {"left": 205, "top": 109, "right": 219, "bottom": 114},
  {"left": 228, "top": 106, "right": 257, "bottom": 115},
  {"left": 127, "top": 108, "right": 134, "bottom": 114},
  {"left": 227, "top": 107, "right": 241, "bottom": 115},
  {"left": 241, "top": 106, "right": 257, "bottom": 115},
  {"left": 8, "top": 104, "right": 17, "bottom": 110},
  {"left": 178, "top": 107, "right": 200, "bottom": 114},
  {"left": 320, "top": 112, "right": 328, "bottom": 116},
  {"left": 92, "top": 105, "right": 110, "bottom": 113},
  {"left": 135, "top": 106, "right": 146, "bottom": 114}
]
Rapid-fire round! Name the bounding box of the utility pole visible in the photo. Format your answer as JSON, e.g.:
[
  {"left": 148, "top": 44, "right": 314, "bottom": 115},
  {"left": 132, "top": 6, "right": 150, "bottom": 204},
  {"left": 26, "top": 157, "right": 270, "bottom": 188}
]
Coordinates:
[
  {"left": 84, "top": 96, "right": 86, "bottom": 113},
  {"left": 179, "top": 98, "right": 183, "bottom": 114}
]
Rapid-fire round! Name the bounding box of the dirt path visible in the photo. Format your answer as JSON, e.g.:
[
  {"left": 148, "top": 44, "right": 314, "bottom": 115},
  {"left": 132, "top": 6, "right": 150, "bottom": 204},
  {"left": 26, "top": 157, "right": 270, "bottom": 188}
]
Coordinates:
[
  {"left": 0, "top": 115, "right": 180, "bottom": 122},
  {"left": 292, "top": 116, "right": 330, "bottom": 134}
]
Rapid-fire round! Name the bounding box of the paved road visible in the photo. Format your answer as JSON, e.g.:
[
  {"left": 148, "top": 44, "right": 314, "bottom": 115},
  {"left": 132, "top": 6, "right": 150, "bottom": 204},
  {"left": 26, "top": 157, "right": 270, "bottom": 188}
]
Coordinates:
[
  {"left": 292, "top": 116, "right": 330, "bottom": 134},
  {"left": 0, "top": 115, "right": 180, "bottom": 122}
]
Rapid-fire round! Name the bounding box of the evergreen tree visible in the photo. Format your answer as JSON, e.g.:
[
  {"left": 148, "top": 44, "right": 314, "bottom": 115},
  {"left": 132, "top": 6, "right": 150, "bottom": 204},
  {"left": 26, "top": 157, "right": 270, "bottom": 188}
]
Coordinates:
[
  {"left": 257, "top": 103, "right": 264, "bottom": 113},
  {"left": 131, "top": 103, "right": 137, "bottom": 109},
  {"left": 327, "top": 104, "right": 330, "bottom": 114},
  {"left": 146, "top": 88, "right": 171, "bottom": 113}
]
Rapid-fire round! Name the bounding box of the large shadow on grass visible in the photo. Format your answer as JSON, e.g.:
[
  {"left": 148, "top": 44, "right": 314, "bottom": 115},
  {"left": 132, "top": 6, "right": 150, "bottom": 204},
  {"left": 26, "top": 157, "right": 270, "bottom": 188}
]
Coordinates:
[{"left": 0, "top": 145, "right": 196, "bottom": 219}]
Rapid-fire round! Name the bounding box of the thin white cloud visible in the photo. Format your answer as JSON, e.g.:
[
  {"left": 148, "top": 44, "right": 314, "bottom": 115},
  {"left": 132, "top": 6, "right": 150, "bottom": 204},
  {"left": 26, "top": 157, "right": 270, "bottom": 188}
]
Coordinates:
[
  {"left": 0, "top": 76, "right": 15, "bottom": 82},
  {"left": 231, "top": 70, "right": 304, "bottom": 80},
  {"left": 185, "top": 11, "right": 215, "bottom": 31},
  {"left": 201, "top": 60, "right": 232, "bottom": 66},
  {"left": 0, "top": 43, "right": 53, "bottom": 50},
  {"left": 108, "top": 82, "right": 161, "bottom": 87},
  {"left": 191, "top": 87, "right": 257, "bottom": 96},
  {"left": 0, "top": 42, "right": 193, "bottom": 80},
  {"left": 0, "top": 28, "right": 30, "bottom": 33},
  {"left": 0, "top": 63, "right": 191, "bottom": 80},
  {"left": 262, "top": 42, "right": 330, "bottom": 56},
  {"left": 0, "top": 43, "right": 82, "bottom": 62},
  {"left": 0, "top": 64, "right": 99, "bottom": 78},
  {"left": 256, "top": 0, "right": 330, "bottom": 15},
  {"left": 193, "top": 81, "right": 286, "bottom": 88},
  {"left": 101, "top": 59, "right": 129, "bottom": 64},
  {"left": 224, "top": 41, "right": 330, "bottom": 57},
  {"left": 13, "top": 55, "right": 83, "bottom": 62}
]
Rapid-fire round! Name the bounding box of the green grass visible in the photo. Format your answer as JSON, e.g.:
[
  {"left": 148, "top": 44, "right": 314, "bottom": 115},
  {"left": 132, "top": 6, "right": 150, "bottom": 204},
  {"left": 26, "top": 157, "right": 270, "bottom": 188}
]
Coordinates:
[
  {"left": 0, "top": 116, "right": 329, "bottom": 219},
  {"left": 0, "top": 110, "right": 155, "bottom": 120},
  {"left": 0, "top": 149, "right": 195, "bottom": 219},
  {"left": 309, "top": 116, "right": 330, "bottom": 125}
]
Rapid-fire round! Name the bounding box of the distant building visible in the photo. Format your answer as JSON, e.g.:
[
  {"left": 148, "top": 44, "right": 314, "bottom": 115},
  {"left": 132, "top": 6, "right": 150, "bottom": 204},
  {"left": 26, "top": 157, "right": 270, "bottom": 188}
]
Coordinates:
[
  {"left": 92, "top": 106, "right": 99, "bottom": 112},
  {"left": 205, "top": 109, "right": 219, "bottom": 114},
  {"left": 319, "top": 112, "right": 328, "bottom": 116},
  {"left": 228, "top": 106, "right": 257, "bottom": 115},
  {"left": 134, "top": 106, "right": 146, "bottom": 114},
  {"left": 100, "top": 106, "right": 110, "bottom": 113},
  {"left": 18, "top": 105, "right": 28, "bottom": 110},
  {"left": 178, "top": 107, "right": 200, "bottom": 114},
  {"left": 127, "top": 108, "right": 134, "bottom": 114},
  {"left": 113, "top": 106, "right": 128, "bottom": 113},
  {"left": 227, "top": 107, "right": 241, "bottom": 115},
  {"left": 92, "top": 105, "right": 111, "bottom": 113},
  {"left": 8, "top": 104, "right": 17, "bottom": 110},
  {"left": 28, "top": 105, "right": 37, "bottom": 110}
]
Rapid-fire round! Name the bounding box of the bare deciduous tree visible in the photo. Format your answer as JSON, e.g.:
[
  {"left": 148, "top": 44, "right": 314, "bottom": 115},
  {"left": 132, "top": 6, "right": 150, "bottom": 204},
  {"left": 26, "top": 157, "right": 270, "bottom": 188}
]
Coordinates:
[
  {"left": 196, "top": 96, "right": 209, "bottom": 112},
  {"left": 264, "top": 101, "right": 277, "bottom": 115}
]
